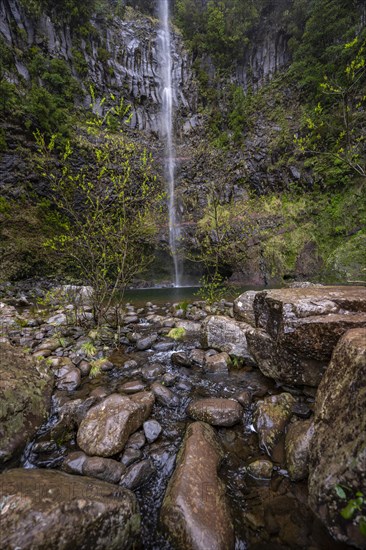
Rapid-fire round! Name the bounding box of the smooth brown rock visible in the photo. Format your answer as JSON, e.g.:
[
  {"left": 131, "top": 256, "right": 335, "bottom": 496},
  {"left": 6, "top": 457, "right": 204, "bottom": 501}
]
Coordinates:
[
  {"left": 308, "top": 328, "right": 366, "bottom": 548},
  {"left": 254, "top": 393, "right": 296, "bottom": 456},
  {"left": 187, "top": 398, "right": 243, "bottom": 427},
  {"left": 285, "top": 419, "right": 314, "bottom": 481},
  {"left": 0, "top": 344, "right": 53, "bottom": 467},
  {"left": 0, "top": 468, "right": 140, "bottom": 549},
  {"left": 77, "top": 394, "right": 146, "bottom": 457},
  {"left": 160, "top": 422, "right": 234, "bottom": 550}
]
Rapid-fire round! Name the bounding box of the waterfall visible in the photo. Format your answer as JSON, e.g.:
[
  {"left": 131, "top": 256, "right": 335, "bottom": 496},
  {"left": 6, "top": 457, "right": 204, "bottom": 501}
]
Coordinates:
[{"left": 158, "top": 0, "right": 182, "bottom": 287}]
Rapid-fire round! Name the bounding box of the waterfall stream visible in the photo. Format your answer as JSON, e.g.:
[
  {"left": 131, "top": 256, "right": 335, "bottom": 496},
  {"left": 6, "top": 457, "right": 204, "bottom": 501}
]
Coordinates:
[{"left": 158, "top": 0, "right": 182, "bottom": 287}]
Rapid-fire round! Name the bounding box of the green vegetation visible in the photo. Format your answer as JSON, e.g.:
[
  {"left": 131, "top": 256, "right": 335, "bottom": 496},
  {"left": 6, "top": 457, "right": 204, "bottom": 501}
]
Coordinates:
[
  {"left": 335, "top": 485, "right": 366, "bottom": 537},
  {"left": 34, "top": 92, "right": 163, "bottom": 325},
  {"left": 167, "top": 327, "right": 186, "bottom": 340},
  {"left": 81, "top": 341, "right": 97, "bottom": 358},
  {"left": 89, "top": 358, "right": 105, "bottom": 378}
]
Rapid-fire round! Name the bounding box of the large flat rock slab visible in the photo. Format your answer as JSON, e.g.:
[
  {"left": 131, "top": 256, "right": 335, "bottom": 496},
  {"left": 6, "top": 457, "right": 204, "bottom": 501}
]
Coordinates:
[
  {"left": 160, "top": 421, "right": 234, "bottom": 550},
  {"left": 247, "top": 286, "right": 366, "bottom": 386},
  {"left": 308, "top": 328, "right": 366, "bottom": 548},
  {"left": 0, "top": 344, "right": 53, "bottom": 468},
  {"left": 0, "top": 468, "right": 140, "bottom": 549}
]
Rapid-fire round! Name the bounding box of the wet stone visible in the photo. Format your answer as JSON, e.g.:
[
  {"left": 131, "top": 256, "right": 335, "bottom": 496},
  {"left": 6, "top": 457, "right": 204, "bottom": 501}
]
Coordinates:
[
  {"left": 120, "top": 448, "right": 142, "bottom": 467},
  {"left": 61, "top": 451, "right": 87, "bottom": 475},
  {"left": 78, "top": 360, "right": 91, "bottom": 377},
  {"left": 234, "top": 390, "right": 252, "bottom": 408},
  {"left": 205, "top": 351, "right": 231, "bottom": 374},
  {"left": 247, "top": 459, "right": 273, "bottom": 480},
  {"left": 141, "top": 363, "right": 165, "bottom": 381},
  {"left": 0, "top": 469, "right": 140, "bottom": 549},
  {"left": 120, "top": 459, "right": 155, "bottom": 490},
  {"left": 286, "top": 419, "right": 314, "bottom": 481},
  {"left": 143, "top": 420, "right": 162, "bottom": 443},
  {"left": 254, "top": 393, "right": 296, "bottom": 457},
  {"left": 77, "top": 394, "right": 146, "bottom": 457},
  {"left": 123, "top": 359, "right": 139, "bottom": 370},
  {"left": 99, "top": 359, "right": 114, "bottom": 371},
  {"left": 129, "top": 391, "right": 155, "bottom": 419},
  {"left": 161, "top": 372, "right": 177, "bottom": 386},
  {"left": 136, "top": 333, "right": 158, "bottom": 351},
  {"left": 151, "top": 382, "right": 180, "bottom": 408},
  {"left": 153, "top": 341, "right": 175, "bottom": 352},
  {"left": 188, "top": 398, "right": 243, "bottom": 427},
  {"left": 82, "top": 456, "right": 126, "bottom": 484},
  {"left": 119, "top": 380, "right": 146, "bottom": 394},
  {"left": 171, "top": 351, "right": 191, "bottom": 367},
  {"left": 292, "top": 401, "right": 312, "bottom": 419},
  {"left": 189, "top": 348, "right": 206, "bottom": 366},
  {"left": 126, "top": 431, "right": 146, "bottom": 450},
  {"left": 160, "top": 422, "right": 234, "bottom": 550}
]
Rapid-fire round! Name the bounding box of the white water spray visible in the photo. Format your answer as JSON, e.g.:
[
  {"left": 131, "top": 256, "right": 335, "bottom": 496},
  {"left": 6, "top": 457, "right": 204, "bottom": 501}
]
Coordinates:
[{"left": 158, "top": 0, "right": 181, "bottom": 287}]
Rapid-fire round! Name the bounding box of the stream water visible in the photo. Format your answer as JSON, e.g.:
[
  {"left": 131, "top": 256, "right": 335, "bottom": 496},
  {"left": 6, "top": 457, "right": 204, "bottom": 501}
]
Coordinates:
[{"left": 19, "top": 296, "right": 349, "bottom": 550}]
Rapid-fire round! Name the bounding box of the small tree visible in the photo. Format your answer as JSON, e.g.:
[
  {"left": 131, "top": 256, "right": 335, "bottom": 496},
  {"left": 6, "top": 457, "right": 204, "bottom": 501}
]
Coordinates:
[{"left": 35, "top": 93, "right": 164, "bottom": 325}]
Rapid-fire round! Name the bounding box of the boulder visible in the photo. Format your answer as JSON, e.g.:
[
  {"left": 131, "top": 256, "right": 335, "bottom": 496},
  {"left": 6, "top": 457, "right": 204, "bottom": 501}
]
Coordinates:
[
  {"left": 285, "top": 419, "right": 314, "bottom": 481},
  {"left": 233, "top": 290, "right": 258, "bottom": 326},
  {"left": 77, "top": 394, "right": 146, "bottom": 457},
  {"left": 247, "top": 286, "right": 366, "bottom": 386},
  {"left": 187, "top": 398, "right": 243, "bottom": 427},
  {"left": 202, "top": 315, "right": 255, "bottom": 364},
  {"left": 308, "top": 328, "right": 366, "bottom": 548},
  {"left": 160, "top": 422, "right": 234, "bottom": 550},
  {"left": 0, "top": 344, "right": 53, "bottom": 467},
  {"left": 254, "top": 393, "right": 295, "bottom": 456},
  {"left": 205, "top": 352, "right": 231, "bottom": 374},
  {"left": 0, "top": 468, "right": 140, "bottom": 549}
]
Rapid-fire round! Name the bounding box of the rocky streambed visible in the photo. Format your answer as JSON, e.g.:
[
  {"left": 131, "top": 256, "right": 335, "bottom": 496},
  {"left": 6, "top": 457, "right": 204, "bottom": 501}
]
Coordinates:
[{"left": 0, "top": 284, "right": 365, "bottom": 549}]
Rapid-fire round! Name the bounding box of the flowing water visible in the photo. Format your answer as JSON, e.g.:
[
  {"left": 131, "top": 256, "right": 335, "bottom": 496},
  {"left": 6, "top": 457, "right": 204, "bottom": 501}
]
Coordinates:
[{"left": 158, "top": 0, "right": 182, "bottom": 287}]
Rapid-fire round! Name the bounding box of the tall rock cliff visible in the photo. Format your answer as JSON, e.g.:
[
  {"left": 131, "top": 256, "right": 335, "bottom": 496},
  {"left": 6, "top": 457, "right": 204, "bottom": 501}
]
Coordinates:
[{"left": 0, "top": 0, "right": 197, "bottom": 134}]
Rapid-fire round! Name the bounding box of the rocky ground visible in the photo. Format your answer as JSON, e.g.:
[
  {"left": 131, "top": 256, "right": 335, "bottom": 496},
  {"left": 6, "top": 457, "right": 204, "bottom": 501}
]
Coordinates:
[{"left": 0, "top": 282, "right": 365, "bottom": 549}]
